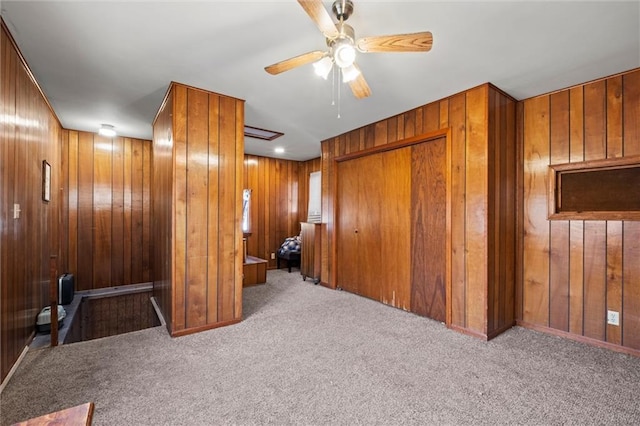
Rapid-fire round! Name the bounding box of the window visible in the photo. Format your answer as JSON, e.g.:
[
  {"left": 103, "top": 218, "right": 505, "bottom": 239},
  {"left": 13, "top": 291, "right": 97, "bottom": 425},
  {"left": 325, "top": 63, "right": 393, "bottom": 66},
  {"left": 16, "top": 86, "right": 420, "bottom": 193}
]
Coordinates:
[{"left": 549, "top": 156, "right": 640, "bottom": 220}]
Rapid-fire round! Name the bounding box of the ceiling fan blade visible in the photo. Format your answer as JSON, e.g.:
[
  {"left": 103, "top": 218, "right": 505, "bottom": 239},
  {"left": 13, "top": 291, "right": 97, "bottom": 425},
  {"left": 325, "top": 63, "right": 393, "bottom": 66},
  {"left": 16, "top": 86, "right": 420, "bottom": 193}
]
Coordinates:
[
  {"left": 265, "top": 51, "right": 326, "bottom": 75},
  {"left": 297, "top": 0, "right": 339, "bottom": 39},
  {"left": 357, "top": 31, "right": 433, "bottom": 53},
  {"left": 348, "top": 65, "right": 371, "bottom": 99}
]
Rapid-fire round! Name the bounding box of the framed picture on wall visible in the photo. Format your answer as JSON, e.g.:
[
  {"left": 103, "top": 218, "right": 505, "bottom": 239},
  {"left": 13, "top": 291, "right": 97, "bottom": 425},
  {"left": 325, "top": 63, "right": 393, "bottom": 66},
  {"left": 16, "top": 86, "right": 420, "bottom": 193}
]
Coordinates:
[{"left": 42, "top": 160, "right": 51, "bottom": 202}]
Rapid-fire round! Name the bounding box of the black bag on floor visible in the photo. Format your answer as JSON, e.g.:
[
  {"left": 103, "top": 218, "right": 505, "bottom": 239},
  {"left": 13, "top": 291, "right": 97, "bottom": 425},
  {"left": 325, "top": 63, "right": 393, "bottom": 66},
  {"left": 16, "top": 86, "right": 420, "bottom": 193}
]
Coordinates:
[{"left": 58, "top": 273, "right": 74, "bottom": 305}]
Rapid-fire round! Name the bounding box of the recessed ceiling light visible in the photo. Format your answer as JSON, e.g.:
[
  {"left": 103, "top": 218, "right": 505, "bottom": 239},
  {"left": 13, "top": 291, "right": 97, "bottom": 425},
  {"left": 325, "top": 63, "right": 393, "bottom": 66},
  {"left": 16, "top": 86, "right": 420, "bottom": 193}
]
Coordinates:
[
  {"left": 98, "top": 124, "right": 116, "bottom": 137},
  {"left": 274, "top": 147, "right": 285, "bottom": 154}
]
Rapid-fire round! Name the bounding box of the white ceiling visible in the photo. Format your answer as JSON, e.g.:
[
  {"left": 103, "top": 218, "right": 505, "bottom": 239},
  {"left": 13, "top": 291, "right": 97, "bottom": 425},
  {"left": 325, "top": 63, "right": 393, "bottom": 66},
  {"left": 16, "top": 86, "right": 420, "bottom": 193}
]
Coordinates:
[{"left": 2, "top": 1, "right": 639, "bottom": 161}]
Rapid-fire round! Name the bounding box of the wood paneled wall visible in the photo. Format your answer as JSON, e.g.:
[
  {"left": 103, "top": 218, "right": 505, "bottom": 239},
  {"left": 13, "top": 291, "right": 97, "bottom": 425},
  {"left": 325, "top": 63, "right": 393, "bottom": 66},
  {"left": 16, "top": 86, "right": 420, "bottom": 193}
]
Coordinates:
[
  {"left": 321, "top": 84, "right": 516, "bottom": 339},
  {"left": 59, "top": 131, "right": 153, "bottom": 291},
  {"left": 242, "top": 155, "right": 320, "bottom": 268},
  {"left": 518, "top": 68, "right": 640, "bottom": 354},
  {"left": 152, "top": 82, "right": 245, "bottom": 337},
  {"left": 1, "top": 21, "right": 61, "bottom": 384}
]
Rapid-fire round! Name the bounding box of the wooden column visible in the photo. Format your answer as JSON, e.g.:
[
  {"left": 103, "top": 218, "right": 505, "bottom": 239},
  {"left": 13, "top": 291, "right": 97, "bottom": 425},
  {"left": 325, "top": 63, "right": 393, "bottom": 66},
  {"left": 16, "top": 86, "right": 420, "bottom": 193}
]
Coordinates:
[{"left": 152, "top": 82, "right": 244, "bottom": 337}]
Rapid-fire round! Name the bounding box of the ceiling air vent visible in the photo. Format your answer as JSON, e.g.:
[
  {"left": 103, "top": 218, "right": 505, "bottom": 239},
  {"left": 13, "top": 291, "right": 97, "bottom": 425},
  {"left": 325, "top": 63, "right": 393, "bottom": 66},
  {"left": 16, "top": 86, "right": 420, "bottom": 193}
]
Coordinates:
[{"left": 244, "top": 125, "right": 283, "bottom": 141}]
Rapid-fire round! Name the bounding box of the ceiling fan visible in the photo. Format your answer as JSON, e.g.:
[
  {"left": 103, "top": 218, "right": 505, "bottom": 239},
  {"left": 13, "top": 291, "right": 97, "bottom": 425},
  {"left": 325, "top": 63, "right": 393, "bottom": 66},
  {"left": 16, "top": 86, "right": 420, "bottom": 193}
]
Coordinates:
[{"left": 264, "top": 0, "right": 433, "bottom": 99}]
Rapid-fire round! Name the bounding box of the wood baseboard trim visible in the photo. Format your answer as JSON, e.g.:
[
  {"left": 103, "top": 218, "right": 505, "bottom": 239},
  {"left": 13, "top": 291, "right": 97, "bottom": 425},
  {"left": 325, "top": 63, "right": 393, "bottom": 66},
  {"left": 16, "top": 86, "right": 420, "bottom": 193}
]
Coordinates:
[
  {"left": 448, "top": 324, "right": 489, "bottom": 340},
  {"left": 0, "top": 340, "right": 31, "bottom": 393},
  {"left": 486, "top": 322, "right": 516, "bottom": 340},
  {"left": 447, "top": 323, "right": 515, "bottom": 341},
  {"left": 517, "top": 320, "right": 640, "bottom": 357},
  {"left": 319, "top": 281, "right": 334, "bottom": 289},
  {"left": 170, "top": 318, "right": 242, "bottom": 338}
]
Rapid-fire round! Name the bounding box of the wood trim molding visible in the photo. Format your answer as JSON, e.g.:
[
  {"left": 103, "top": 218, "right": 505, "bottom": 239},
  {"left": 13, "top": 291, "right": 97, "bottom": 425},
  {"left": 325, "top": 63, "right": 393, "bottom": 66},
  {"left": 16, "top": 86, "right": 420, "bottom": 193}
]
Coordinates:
[
  {"left": 548, "top": 155, "right": 640, "bottom": 220},
  {"left": 517, "top": 321, "right": 640, "bottom": 358},
  {"left": 334, "top": 129, "right": 449, "bottom": 162},
  {"left": 447, "top": 324, "right": 489, "bottom": 341},
  {"left": 170, "top": 318, "right": 242, "bottom": 338},
  {"left": 444, "top": 128, "right": 453, "bottom": 327}
]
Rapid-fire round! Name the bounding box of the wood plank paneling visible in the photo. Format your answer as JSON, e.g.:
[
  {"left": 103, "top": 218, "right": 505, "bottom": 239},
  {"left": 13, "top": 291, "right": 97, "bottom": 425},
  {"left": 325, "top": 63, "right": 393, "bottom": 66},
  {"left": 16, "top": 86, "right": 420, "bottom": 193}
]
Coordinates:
[
  {"left": 207, "top": 95, "right": 220, "bottom": 324},
  {"left": 186, "top": 88, "right": 209, "bottom": 328},
  {"left": 522, "top": 95, "right": 550, "bottom": 326},
  {"left": 242, "top": 155, "right": 320, "bottom": 269},
  {"left": 583, "top": 221, "right": 606, "bottom": 340},
  {"left": 488, "top": 86, "right": 517, "bottom": 335},
  {"left": 111, "top": 137, "right": 124, "bottom": 286},
  {"left": 77, "top": 131, "right": 94, "bottom": 290},
  {"left": 218, "top": 95, "right": 238, "bottom": 323},
  {"left": 61, "top": 132, "right": 152, "bottom": 291},
  {"left": 152, "top": 82, "right": 244, "bottom": 336},
  {"left": 322, "top": 83, "right": 516, "bottom": 339},
  {"left": 130, "top": 138, "right": 145, "bottom": 284},
  {"left": 549, "top": 92, "right": 570, "bottom": 331},
  {"left": 151, "top": 89, "right": 174, "bottom": 334},
  {"left": 568, "top": 86, "right": 585, "bottom": 336},
  {"left": 465, "top": 86, "right": 489, "bottom": 332},
  {"left": 519, "top": 68, "right": 640, "bottom": 354},
  {"left": 173, "top": 85, "right": 188, "bottom": 331},
  {"left": 1, "top": 21, "right": 61, "bottom": 383},
  {"left": 93, "top": 136, "right": 112, "bottom": 288},
  {"left": 448, "top": 94, "right": 467, "bottom": 328},
  {"left": 622, "top": 222, "right": 640, "bottom": 350},
  {"left": 606, "top": 221, "right": 623, "bottom": 345}
]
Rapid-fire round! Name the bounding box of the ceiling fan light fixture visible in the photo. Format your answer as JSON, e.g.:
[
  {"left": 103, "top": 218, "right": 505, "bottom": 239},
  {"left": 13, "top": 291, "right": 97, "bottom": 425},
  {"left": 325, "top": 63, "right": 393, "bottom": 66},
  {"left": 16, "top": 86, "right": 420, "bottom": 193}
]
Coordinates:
[
  {"left": 313, "top": 56, "right": 334, "bottom": 79},
  {"left": 333, "top": 41, "right": 356, "bottom": 68},
  {"left": 341, "top": 64, "right": 360, "bottom": 83}
]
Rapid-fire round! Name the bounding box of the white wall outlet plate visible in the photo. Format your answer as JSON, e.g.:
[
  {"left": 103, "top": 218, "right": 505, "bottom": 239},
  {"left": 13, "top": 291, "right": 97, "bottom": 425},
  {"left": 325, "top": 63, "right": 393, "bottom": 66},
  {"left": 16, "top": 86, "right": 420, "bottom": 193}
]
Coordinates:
[{"left": 607, "top": 310, "right": 620, "bottom": 326}]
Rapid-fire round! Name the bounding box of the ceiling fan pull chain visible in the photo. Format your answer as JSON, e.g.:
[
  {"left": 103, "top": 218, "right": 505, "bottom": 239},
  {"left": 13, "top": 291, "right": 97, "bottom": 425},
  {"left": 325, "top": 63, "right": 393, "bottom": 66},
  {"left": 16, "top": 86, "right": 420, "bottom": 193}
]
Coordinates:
[
  {"left": 337, "top": 73, "right": 342, "bottom": 119},
  {"left": 331, "top": 65, "right": 336, "bottom": 106}
]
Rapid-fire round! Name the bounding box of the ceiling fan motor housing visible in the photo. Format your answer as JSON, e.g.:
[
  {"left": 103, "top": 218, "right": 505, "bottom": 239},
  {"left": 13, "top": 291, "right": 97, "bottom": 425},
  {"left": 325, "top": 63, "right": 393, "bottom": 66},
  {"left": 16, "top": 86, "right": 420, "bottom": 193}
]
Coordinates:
[{"left": 332, "top": 0, "right": 354, "bottom": 22}]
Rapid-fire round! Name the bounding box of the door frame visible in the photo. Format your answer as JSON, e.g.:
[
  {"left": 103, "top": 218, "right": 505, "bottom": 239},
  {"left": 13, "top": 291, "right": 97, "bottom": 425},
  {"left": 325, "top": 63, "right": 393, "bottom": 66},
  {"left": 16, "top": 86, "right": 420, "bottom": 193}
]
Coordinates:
[{"left": 332, "top": 128, "right": 453, "bottom": 326}]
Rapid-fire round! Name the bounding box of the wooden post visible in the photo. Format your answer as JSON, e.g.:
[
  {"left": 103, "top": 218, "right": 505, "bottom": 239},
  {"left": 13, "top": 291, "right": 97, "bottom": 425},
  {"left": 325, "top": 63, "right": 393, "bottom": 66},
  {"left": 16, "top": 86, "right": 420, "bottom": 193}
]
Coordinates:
[{"left": 49, "top": 255, "right": 58, "bottom": 346}]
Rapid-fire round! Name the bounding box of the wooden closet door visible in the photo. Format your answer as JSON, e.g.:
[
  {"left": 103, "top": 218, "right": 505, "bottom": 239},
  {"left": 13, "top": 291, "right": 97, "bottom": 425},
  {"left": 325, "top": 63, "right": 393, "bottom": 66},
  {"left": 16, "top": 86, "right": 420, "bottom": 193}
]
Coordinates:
[
  {"left": 379, "top": 147, "right": 412, "bottom": 310},
  {"left": 336, "top": 159, "right": 360, "bottom": 293},
  {"left": 337, "top": 149, "right": 412, "bottom": 305},
  {"left": 410, "top": 137, "right": 447, "bottom": 321},
  {"left": 357, "top": 153, "right": 385, "bottom": 301}
]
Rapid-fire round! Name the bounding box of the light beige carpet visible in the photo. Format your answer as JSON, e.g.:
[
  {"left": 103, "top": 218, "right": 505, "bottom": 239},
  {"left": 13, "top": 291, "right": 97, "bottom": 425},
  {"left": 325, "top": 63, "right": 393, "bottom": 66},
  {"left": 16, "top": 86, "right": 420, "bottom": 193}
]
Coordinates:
[{"left": 2, "top": 269, "right": 640, "bottom": 425}]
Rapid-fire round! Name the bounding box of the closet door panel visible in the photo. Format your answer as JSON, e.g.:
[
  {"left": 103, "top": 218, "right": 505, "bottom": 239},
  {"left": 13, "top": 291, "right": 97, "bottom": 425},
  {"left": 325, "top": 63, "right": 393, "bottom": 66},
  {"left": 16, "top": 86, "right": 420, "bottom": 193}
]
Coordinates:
[
  {"left": 357, "top": 154, "right": 384, "bottom": 301},
  {"left": 410, "top": 137, "right": 447, "bottom": 321},
  {"left": 336, "top": 159, "right": 360, "bottom": 293},
  {"left": 380, "top": 147, "right": 412, "bottom": 310}
]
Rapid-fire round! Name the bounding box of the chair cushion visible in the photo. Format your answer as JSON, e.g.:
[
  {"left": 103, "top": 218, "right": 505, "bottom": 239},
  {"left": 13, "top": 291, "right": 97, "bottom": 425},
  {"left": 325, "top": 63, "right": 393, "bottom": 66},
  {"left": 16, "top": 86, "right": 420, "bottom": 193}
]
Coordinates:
[{"left": 278, "top": 236, "right": 301, "bottom": 256}]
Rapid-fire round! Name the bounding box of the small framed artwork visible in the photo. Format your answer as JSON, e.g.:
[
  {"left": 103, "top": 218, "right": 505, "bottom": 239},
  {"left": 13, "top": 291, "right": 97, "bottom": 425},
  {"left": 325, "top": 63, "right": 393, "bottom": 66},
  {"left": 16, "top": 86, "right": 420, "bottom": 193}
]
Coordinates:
[{"left": 42, "top": 160, "right": 51, "bottom": 202}]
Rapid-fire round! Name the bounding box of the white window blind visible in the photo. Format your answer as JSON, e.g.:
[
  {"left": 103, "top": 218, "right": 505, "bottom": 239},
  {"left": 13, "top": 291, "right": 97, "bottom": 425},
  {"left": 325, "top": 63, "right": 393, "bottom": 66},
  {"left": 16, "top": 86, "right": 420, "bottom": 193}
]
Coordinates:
[{"left": 307, "top": 171, "right": 321, "bottom": 223}]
